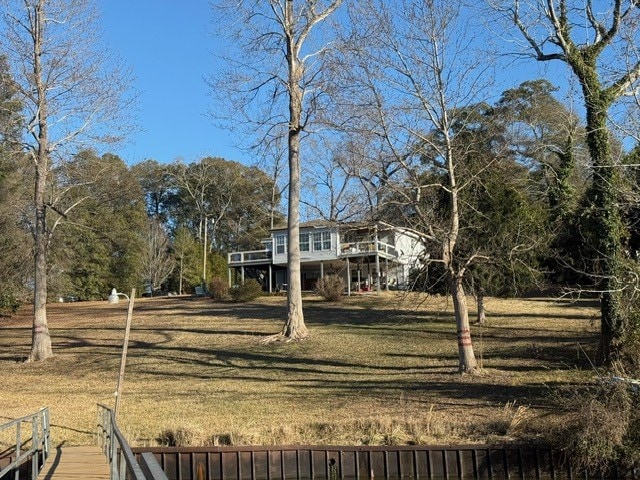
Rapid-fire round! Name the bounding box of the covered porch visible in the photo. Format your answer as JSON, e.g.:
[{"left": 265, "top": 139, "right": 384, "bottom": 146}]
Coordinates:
[{"left": 227, "top": 254, "right": 407, "bottom": 295}]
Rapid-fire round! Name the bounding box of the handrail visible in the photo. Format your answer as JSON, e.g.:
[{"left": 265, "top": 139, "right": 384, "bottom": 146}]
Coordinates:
[
  {"left": 0, "top": 408, "right": 50, "bottom": 480},
  {"left": 341, "top": 240, "right": 398, "bottom": 257},
  {"left": 97, "top": 404, "right": 168, "bottom": 480},
  {"left": 228, "top": 249, "right": 272, "bottom": 264}
]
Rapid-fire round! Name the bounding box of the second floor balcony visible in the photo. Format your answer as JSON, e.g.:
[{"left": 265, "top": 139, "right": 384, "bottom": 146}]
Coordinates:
[
  {"left": 228, "top": 249, "right": 272, "bottom": 266},
  {"left": 340, "top": 240, "right": 398, "bottom": 259},
  {"left": 228, "top": 237, "right": 401, "bottom": 267}
]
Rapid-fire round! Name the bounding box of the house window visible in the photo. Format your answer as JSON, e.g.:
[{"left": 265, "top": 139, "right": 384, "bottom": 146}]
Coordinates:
[
  {"left": 311, "top": 231, "right": 332, "bottom": 251},
  {"left": 300, "top": 233, "right": 309, "bottom": 252},
  {"left": 313, "top": 232, "right": 322, "bottom": 251},
  {"left": 276, "top": 234, "right": 286, "bottom": 254},
  {"left": 322, "top": 231, "right": 331, "bottom": 250}
]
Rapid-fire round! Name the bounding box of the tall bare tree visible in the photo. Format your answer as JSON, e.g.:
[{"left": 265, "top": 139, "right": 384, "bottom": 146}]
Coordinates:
[
  {"left": 302, "top": 138, "right": 364, "bottom": 222},
  {"left": 334, "top": 0, "right": 503, "bottom": 372},
  {"left": 0, "top": 0, "right": 132, "bottom": 361},
  {"left": 212, "top": 0, "right": 343, "bottom": 340},
  {"left": 170, "top": 159, "right": 221, "bottom": 284},
  {"left": 494, "top": 0, "right": 640, "bottom": 364}
]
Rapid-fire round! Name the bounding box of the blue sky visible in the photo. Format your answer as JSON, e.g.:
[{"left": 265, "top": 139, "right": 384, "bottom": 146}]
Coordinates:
[
  {"left": 97, "top": 2, "right": 568, "bottom": 169},
  {"left": 99, "top": 1, "right": 250, "bottom": 166}
]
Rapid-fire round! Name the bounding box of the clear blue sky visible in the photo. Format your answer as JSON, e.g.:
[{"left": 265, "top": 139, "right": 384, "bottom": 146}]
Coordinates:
[
  {"left": 99, "top": 1, "right": 250, "bottom": 166},
  {"left": 97, "top": 2, "right": 565, "bottom": 168}
]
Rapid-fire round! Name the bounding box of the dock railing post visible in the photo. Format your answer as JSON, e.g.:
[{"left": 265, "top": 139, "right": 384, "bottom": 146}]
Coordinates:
[
  {"left": 112, "top": 288, "right": 136, "bottom": 420},
  {"left": 43, "top": 408, "right": 50, "bottom": 466},
  {"left": 31, "top": 417, "right": 38, "bottom": 480},
  {"left": 15, "top": 421, "right": 20, "bottom": 480}
]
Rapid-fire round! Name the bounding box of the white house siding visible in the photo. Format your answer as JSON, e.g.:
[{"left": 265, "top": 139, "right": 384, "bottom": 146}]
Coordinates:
[
  {"left": 228, "top": 222, "right": 427, "bottom": 292},
  {"left": 390, "top": 231, "right": 425, "bottom": 288}
]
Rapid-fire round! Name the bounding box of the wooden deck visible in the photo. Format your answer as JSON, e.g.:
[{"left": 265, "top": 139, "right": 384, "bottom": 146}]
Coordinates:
[{"left": 39, "top": 445, "right": 110, "bottom": 479}]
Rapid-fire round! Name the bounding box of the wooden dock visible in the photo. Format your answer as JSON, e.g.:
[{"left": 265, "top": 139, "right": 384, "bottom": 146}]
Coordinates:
[{"left": 39, "top": 445, "right": 110, "bottom": 479}]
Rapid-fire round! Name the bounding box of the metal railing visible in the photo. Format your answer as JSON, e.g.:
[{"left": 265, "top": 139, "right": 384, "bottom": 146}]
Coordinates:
[
  {"left": 0, "top": 408, "right": 50, "bottom": 480},
  {"left": 227, "top": 249, "right": 272, "bottom": 265},
  {"left": 97, "top": 404, "right": 168, "bottom": 480},
  {"left": 341, "top": 240, "right": 398, "bottom": 258}
]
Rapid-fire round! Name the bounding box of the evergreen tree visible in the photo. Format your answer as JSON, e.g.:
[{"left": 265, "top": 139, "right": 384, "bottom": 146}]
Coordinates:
[{"left": 51, "top": 152, "right": 147, "bottom": 300}]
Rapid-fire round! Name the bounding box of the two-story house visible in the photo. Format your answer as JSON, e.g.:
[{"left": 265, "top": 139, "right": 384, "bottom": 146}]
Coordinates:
[{"left": 227, "top": 220, "right": 426, "bottom": 295}]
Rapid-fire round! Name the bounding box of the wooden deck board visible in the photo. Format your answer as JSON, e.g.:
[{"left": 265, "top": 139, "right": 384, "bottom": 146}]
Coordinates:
[{"left": 39, "top": 446, "right": 110, "bottom": 479}]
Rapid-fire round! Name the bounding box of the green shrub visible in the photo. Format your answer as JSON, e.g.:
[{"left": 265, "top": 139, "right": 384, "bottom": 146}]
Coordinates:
[
  {"left": 209, "top": 277, "right": 230, "bottom": 301},
  {"left": 230, "top": 280, "right": 263, "bottom": 302},
  {"left": 315, "top": 275, "right": 345, "bottom": 301},
  {"left": 0, "top": 289, "right": 21, "bottom": 317}
]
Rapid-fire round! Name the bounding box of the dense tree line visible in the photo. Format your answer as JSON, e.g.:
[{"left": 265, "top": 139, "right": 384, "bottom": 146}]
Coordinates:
[{"left": 0, "top": 148, "right": 279, "bottom": 304}]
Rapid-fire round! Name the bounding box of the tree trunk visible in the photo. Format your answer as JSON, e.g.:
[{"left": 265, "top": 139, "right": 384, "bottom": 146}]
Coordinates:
[
  {"left": 279, "top": 0, "right": 307, "bottom": 340},
  {"left": 179, "top": 255, "right": 184, "bottom": 295},
  {"left": 443, "top": 129, "right": 478, "bottom": 373},
  {"left": 30, "top": 182, "right": 52, "bottom": 362},
  {"left": 282, "top": 119, "right": 307, "bottom": 339},
  {"left": 28, "top": 0, "right": 52, "bottom": 362},
  {"left": 451, "top": 276, "right": 478, "bottom": 373},
  {"left": 581, "top": 87, "right": 624, "bottom": 365},
  {"left": 202, "top": 215, "right": 208, "bottom": 284}
]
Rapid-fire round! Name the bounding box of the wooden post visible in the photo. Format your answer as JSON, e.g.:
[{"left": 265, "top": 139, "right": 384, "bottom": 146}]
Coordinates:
[
  {"left": 374, "top": 226, "right": 381, "bottom": 294},
  {"left": 203, "top": 216, "right": 208, "bottom": 283},
  {"left": 346, "top": 257, "right": 351, "bottom": 296},
  {"left": 115, "top": 288, "right": 135, "bottom": 420},
  {"left": 385, "top": 257, "right": 389, "bottom": 291}
]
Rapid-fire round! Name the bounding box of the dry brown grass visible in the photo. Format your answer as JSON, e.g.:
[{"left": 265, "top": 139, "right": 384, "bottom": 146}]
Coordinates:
[{"left": 0, "top": 292, "right": 599, "bottom": 448}]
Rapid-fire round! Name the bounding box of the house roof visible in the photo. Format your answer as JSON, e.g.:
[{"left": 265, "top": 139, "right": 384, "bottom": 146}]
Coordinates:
[
  {"left": 270, "top": 219, "right": 338, "bottom": 231},
  {"left": 261, "top": 219, "right": 425, "bottom": 250}
]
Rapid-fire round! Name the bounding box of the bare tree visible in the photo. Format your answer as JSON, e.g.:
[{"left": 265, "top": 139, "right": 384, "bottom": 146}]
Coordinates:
[
  {"left": 212, "top": 0, "right": 343, "bottom": 341},
  {"left": 170, "top": 157, "right": 274, "bottom": 283},
  {"left": 335, "top": 0, "right": 504, "bottom": 372},
  {"left": 254, "top": 138, "right": 287, "bottom": 230},
  {"left": 493, "top": 0, "right": 640, "bottom": 364},
  {"left": 302, "top": 138, "right": 364, "bottom": 222},
  {"left": 170, "top": 159, "right": 223, "bottom": 284},
  {"left": 141, "top": 219, "right": 175, "bottom": 294},
  {"left": 0, "top": 0, "right": 132, "bottom": 361}
]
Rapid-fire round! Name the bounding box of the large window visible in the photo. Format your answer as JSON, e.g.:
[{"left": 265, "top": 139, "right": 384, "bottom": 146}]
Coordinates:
[
  {"left": 276, "top": 234, "right": 286, "bottom": 254},
  {"left": 311, "top": 231, "right": 332, "bottom": 251},
  {"left": 322, "top": 231, "right": 331, "bottom": 250},
  {"left": 313, "top": 232, "right": 322, "bottom": 251},
  {"left": 277, "top": 232, "right": 329, "bottom": 253},
  {"left": 300, "top": 233, "right": 310, "bottom": 252}
]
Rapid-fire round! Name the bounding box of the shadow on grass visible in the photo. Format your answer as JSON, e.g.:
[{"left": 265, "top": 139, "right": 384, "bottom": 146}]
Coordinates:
[
  {"left": 280, "top": 376, "right": 564, "bottom": 409},
  {"left": 0, "top": 296, "right": 599, "bottom": 413}
]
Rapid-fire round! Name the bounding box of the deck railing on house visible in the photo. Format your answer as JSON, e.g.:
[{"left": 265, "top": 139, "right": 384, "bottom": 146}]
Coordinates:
[
  {"left": 340, "top": 240, "right": 398, "bottom": 258},
  {"left": 97, "top": 404, "right": 168, "bottom": 480},
  {"left": 0, "top": 408, "right": 50, "bottom": 480},
  {"left": 229, "top": 240, "right": 399, "bottom": 267},
  {"left": 227, "top": 249, "right": 272, "bottom": 265}
]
